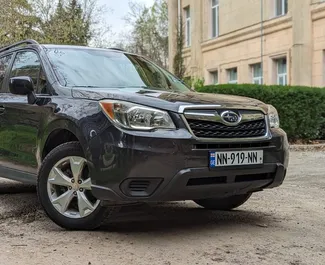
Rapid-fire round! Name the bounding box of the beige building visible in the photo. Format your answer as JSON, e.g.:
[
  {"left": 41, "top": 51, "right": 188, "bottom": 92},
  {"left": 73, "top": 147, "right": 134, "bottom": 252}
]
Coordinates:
[{"left": 168, "top": 0, "right": 325, "bottom": 87}]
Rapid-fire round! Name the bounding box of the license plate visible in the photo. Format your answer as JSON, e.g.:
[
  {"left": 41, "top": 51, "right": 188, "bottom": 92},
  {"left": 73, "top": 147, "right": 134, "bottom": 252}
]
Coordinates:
[{"left": 209, "top": 150, "right": 263, "bottom": 167}]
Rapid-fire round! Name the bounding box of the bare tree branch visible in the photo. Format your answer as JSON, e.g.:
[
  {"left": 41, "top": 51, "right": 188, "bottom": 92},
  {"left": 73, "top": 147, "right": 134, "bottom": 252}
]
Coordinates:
[{"left": 116, "top": 0, "right": 168, "bottom": 68}]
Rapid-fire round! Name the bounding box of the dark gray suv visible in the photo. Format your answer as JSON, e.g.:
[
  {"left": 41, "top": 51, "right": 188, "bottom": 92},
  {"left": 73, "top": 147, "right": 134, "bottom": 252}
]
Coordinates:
[{"left": 0, "top": 40, "right": 289, "bottom": 230}]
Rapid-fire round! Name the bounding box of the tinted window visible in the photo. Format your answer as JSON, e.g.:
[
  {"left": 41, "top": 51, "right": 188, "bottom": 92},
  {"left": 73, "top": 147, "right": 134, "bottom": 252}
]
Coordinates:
[
  {"left": 10, "top": 51, "right": 46, "bottom": 94},
  {"left": 46, "top": 48, "right": 190, "bottom": 92},
  {"left": 0, "top": 55, "right": 12, "bottom": 90}
]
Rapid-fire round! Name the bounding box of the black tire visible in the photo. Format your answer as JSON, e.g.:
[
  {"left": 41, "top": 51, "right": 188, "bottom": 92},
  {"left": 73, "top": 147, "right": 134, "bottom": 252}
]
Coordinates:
[
  {"left": 37, "top": 141, "right": 117, "bottom": 230},
  {"left": 194, "top": 194, "right": 252, "bottom": 211}
]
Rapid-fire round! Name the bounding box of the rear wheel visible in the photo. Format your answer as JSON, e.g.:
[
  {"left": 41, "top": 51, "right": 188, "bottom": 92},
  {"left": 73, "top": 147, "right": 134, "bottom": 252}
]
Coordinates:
[
  {"left": 194, "top": 194, "right": 252, "bottom": 210},
  {"left": 37, "top": 142, "right": 116, "bottom": 230}
]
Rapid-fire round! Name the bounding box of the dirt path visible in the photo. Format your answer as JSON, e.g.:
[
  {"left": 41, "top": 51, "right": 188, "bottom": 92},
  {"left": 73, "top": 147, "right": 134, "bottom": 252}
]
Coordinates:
[{"left": 0, "top": 151, "right": 324, "bottom": 265}]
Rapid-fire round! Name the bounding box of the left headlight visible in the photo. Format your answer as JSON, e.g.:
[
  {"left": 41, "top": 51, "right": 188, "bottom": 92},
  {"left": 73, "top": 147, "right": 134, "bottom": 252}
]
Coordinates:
[
  {"left": 267, "top": 104, "right": 280, "bottom": 128},
  {"left": 99, "top": 100, "right": 176, "bottom": 131}
]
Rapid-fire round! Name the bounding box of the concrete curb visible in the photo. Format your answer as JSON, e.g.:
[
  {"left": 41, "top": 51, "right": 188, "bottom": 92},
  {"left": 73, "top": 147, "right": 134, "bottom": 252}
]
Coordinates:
[{"left": 289, "top": 144, "right": 325, "bottom": 152}]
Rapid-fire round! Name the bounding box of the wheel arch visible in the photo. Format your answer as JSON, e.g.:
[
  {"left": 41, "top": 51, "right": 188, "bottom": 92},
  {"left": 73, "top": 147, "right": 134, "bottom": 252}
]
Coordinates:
[
  {"left": 41, "top": 129, "right": 78, "bottom": 160},
  {"left": 38, "top": 119, "right": 89, "bottom": 165}
]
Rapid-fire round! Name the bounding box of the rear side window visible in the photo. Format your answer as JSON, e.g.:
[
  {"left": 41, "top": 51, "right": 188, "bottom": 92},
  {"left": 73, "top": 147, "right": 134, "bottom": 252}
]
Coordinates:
[{"left": 0, "top": 54, "right": 12, "bottom": 90}]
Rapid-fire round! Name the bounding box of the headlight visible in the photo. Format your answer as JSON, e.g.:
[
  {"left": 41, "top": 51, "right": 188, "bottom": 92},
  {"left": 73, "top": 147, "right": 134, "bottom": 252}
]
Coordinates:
[
  {"left": 267, "top": 105, "right": 280, "bottom": 128},
  {"left": 99, "top": 100, "right": 176, "bottom": 131}
]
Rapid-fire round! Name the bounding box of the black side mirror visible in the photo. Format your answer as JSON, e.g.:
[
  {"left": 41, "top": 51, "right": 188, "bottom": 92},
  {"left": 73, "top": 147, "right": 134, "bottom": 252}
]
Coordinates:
[
  {"left": 9, "top": 76, "right": 37, "bottom": 104},
  {"left": 9, "top": 76, "right": 34, "bottom": 95}
]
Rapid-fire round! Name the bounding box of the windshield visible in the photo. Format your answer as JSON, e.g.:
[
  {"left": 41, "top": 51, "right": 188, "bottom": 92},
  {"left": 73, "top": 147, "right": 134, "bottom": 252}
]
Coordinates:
[{"left": 45, "top": 47, "right": 191, "bottom": 92}]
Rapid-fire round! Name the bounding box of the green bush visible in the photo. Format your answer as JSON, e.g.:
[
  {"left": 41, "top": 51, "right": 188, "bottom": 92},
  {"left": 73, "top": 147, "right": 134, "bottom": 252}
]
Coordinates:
[
  {"left": 184, "top": 77, "right": 205, "bottom": 89},
  {"left": 196, "top": 84, "right": 325, "bottom": 141}
]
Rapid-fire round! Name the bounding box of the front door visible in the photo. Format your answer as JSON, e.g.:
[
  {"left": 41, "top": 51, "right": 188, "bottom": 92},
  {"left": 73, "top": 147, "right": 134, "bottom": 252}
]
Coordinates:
[{"left": 0, "top": 50, "right": 50, "bottom": 183}]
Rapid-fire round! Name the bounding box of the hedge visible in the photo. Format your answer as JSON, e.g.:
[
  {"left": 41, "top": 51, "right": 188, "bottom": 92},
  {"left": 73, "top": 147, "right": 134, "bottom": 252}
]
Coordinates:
[{"left": 196, "top": 84, "right": 325, "bottom": 141}]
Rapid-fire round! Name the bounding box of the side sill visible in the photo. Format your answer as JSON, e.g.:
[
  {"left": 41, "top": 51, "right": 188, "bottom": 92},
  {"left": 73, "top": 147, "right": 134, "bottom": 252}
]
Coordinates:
[{"left": 0, "top": 166, "right": 37, "bottom": 185}]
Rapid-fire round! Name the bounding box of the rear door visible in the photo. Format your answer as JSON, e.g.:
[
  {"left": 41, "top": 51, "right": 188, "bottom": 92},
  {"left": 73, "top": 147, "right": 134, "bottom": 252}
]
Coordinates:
[{"left": 0, "top": 49, "right": 50, "bottom": 183}]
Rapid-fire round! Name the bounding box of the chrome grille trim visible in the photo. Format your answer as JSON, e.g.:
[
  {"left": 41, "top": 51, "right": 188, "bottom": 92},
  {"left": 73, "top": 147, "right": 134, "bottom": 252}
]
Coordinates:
[
  {"left": 184, "top": 110, "right": 265, "bottom": 126},
  {"left": 178, "top": 104, "right": 267, "bottom": 114},
  {"left": 179, "top": 105, "right": 271, "bottom": 142}
]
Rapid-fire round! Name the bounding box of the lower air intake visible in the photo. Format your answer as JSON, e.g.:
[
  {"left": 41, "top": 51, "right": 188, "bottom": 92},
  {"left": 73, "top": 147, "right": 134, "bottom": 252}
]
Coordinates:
[{"left": 120, "top": 178, "right": 163, "bottom": 197}]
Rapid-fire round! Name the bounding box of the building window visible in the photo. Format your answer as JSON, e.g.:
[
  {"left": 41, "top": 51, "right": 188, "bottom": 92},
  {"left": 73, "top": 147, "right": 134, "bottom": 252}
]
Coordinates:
[
  {"left": 185, "top": 7, "right": 191, "bottom": 47},
  {"left": 252, "top": 63, "right": 263, "bottom": 84},
  {"left": 228, "top": 68, "right": 238, "bottom": 84},
  {"left": 211, "top": 0, "right": 219, "bottom": 38},
  {"left": 276, "top": 58, "right": 287, "bottom": 85},
  {"left": 275, "top": 0, "right": 288, "bottom": 17},
  {"left": 210, "top": 71, "right": 218, "bottom": 84}
]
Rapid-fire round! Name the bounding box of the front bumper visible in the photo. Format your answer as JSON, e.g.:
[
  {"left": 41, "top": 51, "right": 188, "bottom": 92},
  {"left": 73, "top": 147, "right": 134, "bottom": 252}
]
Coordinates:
[
  {"left": 92, "top": 163, "right": 286, "bottom": 202},
  {"left": 86, "top": 121, "right": 289, "bottom": 202}
]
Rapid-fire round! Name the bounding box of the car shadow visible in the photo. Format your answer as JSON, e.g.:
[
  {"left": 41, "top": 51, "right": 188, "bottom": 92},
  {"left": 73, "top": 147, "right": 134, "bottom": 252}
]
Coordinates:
[
  {"left": 99, "top": 202, "right": 275, "bottom": 234},
  {"left": 0, "top": 181, "right": 36, "bottom": 194},
  {"left": 0, "top": 180, "right": 275, "bottom": 234}
]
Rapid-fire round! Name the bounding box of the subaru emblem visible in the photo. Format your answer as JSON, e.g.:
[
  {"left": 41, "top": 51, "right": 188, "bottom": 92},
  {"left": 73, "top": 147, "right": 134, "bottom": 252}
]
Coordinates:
[{"left": 220, "top": 111, "right": 241, "bottom": 125}]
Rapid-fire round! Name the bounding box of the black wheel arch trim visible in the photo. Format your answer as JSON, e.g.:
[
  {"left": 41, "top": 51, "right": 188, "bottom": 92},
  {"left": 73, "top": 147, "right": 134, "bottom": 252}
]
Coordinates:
[{"left": 37, "top": 118, "right": 89, "bottom": 166}]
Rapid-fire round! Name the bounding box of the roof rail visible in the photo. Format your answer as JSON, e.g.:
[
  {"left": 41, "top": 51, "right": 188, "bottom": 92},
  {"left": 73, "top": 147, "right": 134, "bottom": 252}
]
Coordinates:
[
  {"left": 109, "top": 47, "right": 125, "bottom": 52},
  {"left": 0, "top": 39, "right": 39, "bottom": 54}
]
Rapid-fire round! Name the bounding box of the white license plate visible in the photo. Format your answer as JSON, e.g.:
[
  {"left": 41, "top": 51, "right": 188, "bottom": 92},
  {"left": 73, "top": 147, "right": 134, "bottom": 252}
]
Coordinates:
[{"left": 209, "top": 150, "right": 263, "bottom": 167}]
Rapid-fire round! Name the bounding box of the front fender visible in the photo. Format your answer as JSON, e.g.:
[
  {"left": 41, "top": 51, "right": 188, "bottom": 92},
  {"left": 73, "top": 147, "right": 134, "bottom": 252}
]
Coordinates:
[{"left": 37, "top": 98, "right": 106, "bottom": 168}]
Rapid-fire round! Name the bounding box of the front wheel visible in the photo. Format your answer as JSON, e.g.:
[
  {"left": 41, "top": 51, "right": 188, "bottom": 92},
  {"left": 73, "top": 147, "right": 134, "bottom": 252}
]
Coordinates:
[
  {"left": 37, "top": 142, "right": 116, "bottom": 230},
  {"left": 194, "top": 194, "right": 252, "bottom": 211}
]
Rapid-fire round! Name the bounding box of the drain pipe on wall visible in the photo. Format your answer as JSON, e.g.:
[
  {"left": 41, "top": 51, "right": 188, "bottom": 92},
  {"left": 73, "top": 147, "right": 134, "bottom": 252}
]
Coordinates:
[{"left": 261, "top": 0, "right": 264, "bottom": 84}]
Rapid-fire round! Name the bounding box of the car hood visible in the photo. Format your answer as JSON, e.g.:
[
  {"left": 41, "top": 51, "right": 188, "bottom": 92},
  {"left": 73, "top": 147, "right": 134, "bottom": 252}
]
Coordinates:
[{"left": 71, "top": 87, "right": 268, "bottom": 113}]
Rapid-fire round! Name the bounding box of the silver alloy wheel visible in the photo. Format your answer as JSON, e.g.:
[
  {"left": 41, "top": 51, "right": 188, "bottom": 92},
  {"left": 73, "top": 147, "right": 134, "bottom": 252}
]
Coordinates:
[{"left": 47, "top": 156, "right": 100, "bottom": 219}]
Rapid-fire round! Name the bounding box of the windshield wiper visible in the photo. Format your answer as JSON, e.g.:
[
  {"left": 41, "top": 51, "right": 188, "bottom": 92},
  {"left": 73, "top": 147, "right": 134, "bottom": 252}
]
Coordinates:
[
  {"left": 129, "top": 85, "right": 173, "bottom": 91},
  {"left": 72, "top": 86, "right": 101, "bottom": 88}
]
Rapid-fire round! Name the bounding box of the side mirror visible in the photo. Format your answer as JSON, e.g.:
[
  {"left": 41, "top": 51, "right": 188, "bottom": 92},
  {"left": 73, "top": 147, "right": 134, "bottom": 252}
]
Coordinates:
[
  {"left": 9, "top": 76, "right": 34, "bottom": 95},
  {"left": 9, "top": 76, "right": 37, "bottom": 104}
]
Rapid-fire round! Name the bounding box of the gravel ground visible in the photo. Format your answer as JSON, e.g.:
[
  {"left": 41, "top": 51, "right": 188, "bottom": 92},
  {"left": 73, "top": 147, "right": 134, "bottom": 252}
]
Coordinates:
[{"left": 0, "top": 151, "right": 324, "bottom": 265}]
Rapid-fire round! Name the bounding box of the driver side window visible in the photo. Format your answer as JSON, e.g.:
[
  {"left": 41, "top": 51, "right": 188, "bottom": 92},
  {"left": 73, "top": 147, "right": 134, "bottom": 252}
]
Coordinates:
[{"left": 10, "top": 51, "right": 47, "bottom": 94}]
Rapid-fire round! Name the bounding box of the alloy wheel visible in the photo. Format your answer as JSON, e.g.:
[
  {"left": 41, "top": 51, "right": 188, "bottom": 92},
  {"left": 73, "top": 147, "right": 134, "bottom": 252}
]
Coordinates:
[{"left": 47, "top": 156, "right": 100, "bottom": 218}]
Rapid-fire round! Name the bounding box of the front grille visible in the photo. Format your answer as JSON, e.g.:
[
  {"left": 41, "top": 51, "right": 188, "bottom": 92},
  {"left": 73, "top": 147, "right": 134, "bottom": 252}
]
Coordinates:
[
  {"left": 186, "top": 174, "right": 274, "bottom": 186},
  {"left": 187, "top": 176, "right": 227, "bottom": 186},
  {"left": 187, "top": 119, "right": 267, "bottom": 138},
  {"left": 235, "top": 173, "right": 272, "bottom": 182}
]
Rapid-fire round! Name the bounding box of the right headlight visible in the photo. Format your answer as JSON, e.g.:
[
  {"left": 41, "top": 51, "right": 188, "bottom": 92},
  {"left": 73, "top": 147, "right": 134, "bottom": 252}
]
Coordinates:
[
  {"left": 99, "top": 100, "right": 176, "bottom": 131},
  {"left": 267, "top": 104, "right": 280, "bottom": 129}
]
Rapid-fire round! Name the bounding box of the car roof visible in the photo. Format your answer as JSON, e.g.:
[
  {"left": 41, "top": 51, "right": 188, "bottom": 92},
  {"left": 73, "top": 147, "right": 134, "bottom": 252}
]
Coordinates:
[
  {"left": 41, "top": 44, "right": 131, "bottom": 54},
  {"left": 0, "top": 41, "right": 133, "bottom": 57}
]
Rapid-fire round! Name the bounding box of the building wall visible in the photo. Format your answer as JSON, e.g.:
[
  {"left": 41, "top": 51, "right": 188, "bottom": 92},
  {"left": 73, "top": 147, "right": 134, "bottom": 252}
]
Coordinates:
[
  {"left": 168, "top": 0, "right": 325, "bottom": 87},
  {"left": 201, "top": 18, "right": 292, "bottom": 85},
  {"left": 219, "top": 0, "right": 262, "bottom": 35},
  {"left": 312, "top": 5, "right": 325, "bottom": 87}
]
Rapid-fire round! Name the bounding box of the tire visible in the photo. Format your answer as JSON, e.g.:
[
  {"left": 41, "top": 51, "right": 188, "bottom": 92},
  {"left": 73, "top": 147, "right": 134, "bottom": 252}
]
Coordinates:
[
  {"left": 37, "top": 141, "right": 117, "bottom": 230},
  {"left": 194, "top": 194, "right": 252, "bottom": 211}
]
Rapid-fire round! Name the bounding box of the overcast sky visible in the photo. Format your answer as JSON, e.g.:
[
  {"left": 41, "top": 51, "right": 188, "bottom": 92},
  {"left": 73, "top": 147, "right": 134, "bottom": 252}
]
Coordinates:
[{"left": 98, "top": 0, "right": 155, "bottom": 39}]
